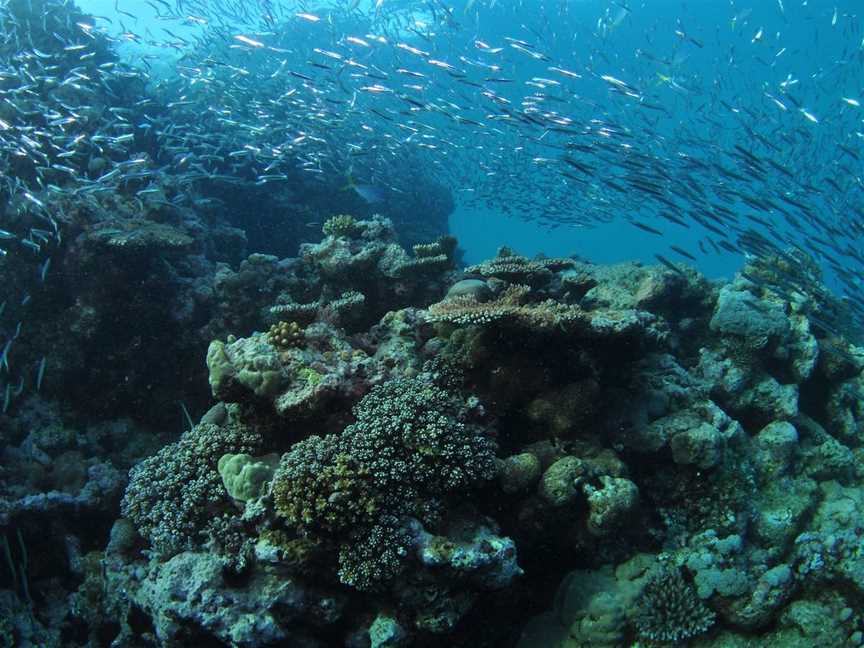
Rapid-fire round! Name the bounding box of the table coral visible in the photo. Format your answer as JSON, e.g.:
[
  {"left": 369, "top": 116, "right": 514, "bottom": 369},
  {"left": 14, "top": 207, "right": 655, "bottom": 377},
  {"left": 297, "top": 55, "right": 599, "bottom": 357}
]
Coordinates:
[{"left": 465, "top": 248, "right": 574, "bottom": 286}]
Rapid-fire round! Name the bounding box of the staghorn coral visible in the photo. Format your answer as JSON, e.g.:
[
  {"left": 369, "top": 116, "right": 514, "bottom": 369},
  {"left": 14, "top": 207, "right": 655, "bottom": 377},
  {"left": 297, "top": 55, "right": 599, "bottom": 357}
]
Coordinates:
[
  {"left": 270, "top": 290, "right": 365, "bottom": 327},
  {"left": 268, "top": 298, "right": 320, "bottom": 324},
  {"left": 633, "top": 566, "right": 716, "bottom": 644}
]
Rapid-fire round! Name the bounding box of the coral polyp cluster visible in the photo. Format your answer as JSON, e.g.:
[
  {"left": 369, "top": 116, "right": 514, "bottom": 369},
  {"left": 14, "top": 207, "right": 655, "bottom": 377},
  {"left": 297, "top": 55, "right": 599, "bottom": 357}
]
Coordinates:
[
  {"left": 322, "top": 214, "right": 362, "bottom": 239},
  {"left": 271, "top": 377, "right": 498, "bottom": 590},
  {"left": 266, "top": 320, "right": 304, "bottom": 349}
]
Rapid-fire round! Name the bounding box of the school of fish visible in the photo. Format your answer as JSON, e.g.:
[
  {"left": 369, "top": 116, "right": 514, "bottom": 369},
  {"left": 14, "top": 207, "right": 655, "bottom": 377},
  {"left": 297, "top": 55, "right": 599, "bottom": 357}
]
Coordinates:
[{"left": 1, "top": 0, "right": 863, "bottom": 410}]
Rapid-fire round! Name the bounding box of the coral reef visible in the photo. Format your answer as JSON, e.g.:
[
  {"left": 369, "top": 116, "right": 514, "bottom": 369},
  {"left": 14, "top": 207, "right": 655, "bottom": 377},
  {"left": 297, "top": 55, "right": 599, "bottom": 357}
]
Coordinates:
[{"left": 4, "top": 211, "right": 864, "bottom": 647}]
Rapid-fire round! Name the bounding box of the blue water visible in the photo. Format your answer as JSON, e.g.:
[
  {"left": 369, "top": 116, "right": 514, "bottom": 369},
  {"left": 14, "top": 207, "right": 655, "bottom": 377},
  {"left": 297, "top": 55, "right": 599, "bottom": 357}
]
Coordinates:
[
  {"left": 447, "top": 0, "right": 863, "bottom": 280},
  {"left": 78, "top": 0, "right": 863, "bottom": 291}
]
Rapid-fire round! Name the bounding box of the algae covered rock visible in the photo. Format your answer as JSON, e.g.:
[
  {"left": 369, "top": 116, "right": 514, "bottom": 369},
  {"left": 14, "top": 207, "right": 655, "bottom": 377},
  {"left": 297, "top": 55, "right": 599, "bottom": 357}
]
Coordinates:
[
  {"left": 413, "top": 517, "right": 522, "bottom": 590},
  {"left": 556, "top": 564, "right": 628, "bottom": 647},
  {"left": 750, "top": 478, "right": 818, "bottom": 555},
  {"left": 698, "top": 346, "right": 801, "bottom": 425},
  {"left": 633, "top": 399, "right": 742, "bottom": 463},
  {"left": 752, "top": 421, "right": 799, "bottom": 479},
  {"left": 539, "top": 455, "right": 584, "bottom": 507},
  {"left": 584, "top": 475, "right": 639, "bottom": 537},
  {"left": 710, "top": 285, "right": 789, "bottom": 346},
  {"left": 793, "top": 480, "right": 864, "bottom": 593},
  {"left": 520, "top": 554, "right": 656, "bottom": 648},
  {"left": 498, "top": 452, "right": 541, "bottom": 494},
  {"left": 526, "top": 380, "right": 600, "bottom": 437},
  {"left": 777, "top": 598, "right": 852, "bottom": 648},
  {"left": 369, "top": 614, "right": 408, "bottom": 648},
  {"left": 785, "top": 313, "right": 819, "bottom": 381},
  {"left": 218, "top": 453, "right": 281, "bottom": 502},
  {"left": 669, "top": 421, "right": 724, "bottom": 469},
  {"left": 128, "top": 550, "right": 342, "bottom": 646}
]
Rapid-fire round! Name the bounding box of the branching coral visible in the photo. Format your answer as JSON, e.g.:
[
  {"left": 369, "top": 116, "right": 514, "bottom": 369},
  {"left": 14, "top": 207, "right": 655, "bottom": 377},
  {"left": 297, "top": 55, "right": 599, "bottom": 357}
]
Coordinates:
[
  {"left": 633, "top": 567, "right": 716, "bottom": 643},
  {"left": 272, "top": 434, "right": 379, "bottom": 536},
  {"left": 121, "top": 419, "right": 263, "bottom": 556},
  {"left": 343, "top": 378, "right": 497, "bottom": 498},
  {"left": 337, "top": 515, "right": 413, "bottom": 590},
  {"left": 270, "top": 377, "right": 497, "bottom": 590}
]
